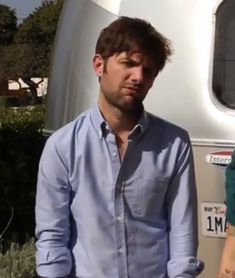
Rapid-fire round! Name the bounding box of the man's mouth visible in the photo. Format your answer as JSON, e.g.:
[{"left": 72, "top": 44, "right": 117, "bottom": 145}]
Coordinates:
[{"left": 124, "top": 85, "right": 141, "bottom": 93}]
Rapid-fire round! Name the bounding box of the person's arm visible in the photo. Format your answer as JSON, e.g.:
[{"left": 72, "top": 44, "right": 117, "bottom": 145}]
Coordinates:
[
  {"left": 218, "top": 150, "right": 235, "bottom": 277},
  {"left": 166, "top": 134, "right": 204, "bottom": 277},
  {"left": 218, "top": 224, "right": 235, "bottom": 277},
  {"left": 35, "top": 135, "right": 72, "bottom": 278}
]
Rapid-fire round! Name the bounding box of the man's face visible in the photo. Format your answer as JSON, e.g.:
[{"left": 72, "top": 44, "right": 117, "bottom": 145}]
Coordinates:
[{"left": 93, "top": 51, "right": 158, "bottom": 113}]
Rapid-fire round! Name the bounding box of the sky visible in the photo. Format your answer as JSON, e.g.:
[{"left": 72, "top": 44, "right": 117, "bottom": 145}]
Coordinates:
[{"left": 0, "top": 0, "right": 43, "bottom": 21}]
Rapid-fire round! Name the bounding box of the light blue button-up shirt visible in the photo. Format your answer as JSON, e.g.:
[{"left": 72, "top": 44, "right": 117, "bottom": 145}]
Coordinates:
[{"left": 35, "top": 105, "right": 203, "bottom": 278}]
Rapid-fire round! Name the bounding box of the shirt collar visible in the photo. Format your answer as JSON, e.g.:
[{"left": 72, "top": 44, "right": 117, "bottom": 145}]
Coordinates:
[
  {"left": 90, "top": 105, "right": 106, "bottom": 139},
  {"left": 90, "top": 105, "right": 150, "bottom": 139},
  {"left": 128, "top": 109, "right": 149, "bottom": 140}
]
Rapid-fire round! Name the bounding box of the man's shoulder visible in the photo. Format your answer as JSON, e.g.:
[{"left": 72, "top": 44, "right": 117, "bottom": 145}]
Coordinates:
[
  {"left": 147, "top": 112, "right": 189, "bottom": 139},
  {"left": 46, "top": 108, "right": 92, "bottom": 144}
]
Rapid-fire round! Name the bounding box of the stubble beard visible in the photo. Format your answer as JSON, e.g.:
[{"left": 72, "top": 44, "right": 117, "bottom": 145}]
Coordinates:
[{"left": 102, "top": 89, "right": 143, "bottom": 115}]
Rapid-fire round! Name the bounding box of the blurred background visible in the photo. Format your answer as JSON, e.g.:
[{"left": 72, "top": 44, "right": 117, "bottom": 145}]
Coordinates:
[{"left": 0, "top": 1, "right": 64, "bottom": 276}]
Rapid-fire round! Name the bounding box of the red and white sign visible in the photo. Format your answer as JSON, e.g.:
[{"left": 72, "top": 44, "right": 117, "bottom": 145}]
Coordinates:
[{"left": 206, "top": 150, "right": 232, "bottom": 167}]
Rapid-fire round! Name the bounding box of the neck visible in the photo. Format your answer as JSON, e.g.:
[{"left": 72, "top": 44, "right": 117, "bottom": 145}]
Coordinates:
[{"left": 98, "top": 99, "right": 142, "bottom": 139}]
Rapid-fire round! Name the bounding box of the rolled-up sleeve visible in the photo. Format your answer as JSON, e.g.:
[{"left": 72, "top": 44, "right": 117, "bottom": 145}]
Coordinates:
[
  {"left": 35, "top": 136, "right": 72, "bottom": 278},
  {"left": 166, "top": 135, "right": 204, "bottom": 277}
]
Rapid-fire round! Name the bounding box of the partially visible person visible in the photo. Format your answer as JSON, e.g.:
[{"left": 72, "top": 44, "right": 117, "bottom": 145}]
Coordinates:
[{"left": 218, "top": 150, "right": 235, "bottom": 277}]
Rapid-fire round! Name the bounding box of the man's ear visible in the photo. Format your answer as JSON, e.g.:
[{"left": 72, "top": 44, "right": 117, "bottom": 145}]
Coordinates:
[{"left": 93, "top": 54, "right": 104, "bottom": 77}]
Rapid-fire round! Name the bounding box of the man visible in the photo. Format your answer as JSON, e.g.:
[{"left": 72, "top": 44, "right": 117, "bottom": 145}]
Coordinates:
[
  {"left": 218, "top": 150, "right": 235, "bottom": 277},
  {"left": 35, "top": 16, "right": 203, "bottom": 278}
]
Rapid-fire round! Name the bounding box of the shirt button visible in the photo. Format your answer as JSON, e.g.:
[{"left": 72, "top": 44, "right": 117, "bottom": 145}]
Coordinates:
[
  {"left": 112, "top": 152, "right": 118, "bottom": 157},
  {"left": 116, "top": 215, "right": 123, "bottom": 222},
  {"left": 120, "top": 182, "right": 125, "bottom": 192},
  {"left": 118, "top": 248, "right": 125, "bottom": 254}
]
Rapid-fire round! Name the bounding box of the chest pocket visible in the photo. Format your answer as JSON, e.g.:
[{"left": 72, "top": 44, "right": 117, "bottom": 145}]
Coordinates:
[{"left": 123, "top": 177, "right": 169, "bottom": 221}]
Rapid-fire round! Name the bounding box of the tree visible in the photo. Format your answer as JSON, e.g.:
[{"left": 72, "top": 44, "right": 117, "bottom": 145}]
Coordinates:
[
  {"left": 0, "top": 5, "right": 17, "bottom": 95},
  {"left": 0, "top": 0, "right": 64, "bottom": 104},
  {"left": 0, "top": 4, "right": 17, "bottom": 45},
  {"left": 14, "top": 0, "right": 64, "bottom": 77}
]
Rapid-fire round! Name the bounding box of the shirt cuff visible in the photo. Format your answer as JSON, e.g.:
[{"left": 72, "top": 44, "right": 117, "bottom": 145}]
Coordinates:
[
  {"left": 36, "top": 247, "right": 72, "bottom": 278},
  {"left": 168, "top": 256, "right": 204, "bottom": 277}
]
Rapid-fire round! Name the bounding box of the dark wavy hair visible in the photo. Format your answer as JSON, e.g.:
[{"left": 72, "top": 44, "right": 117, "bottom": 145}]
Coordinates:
[{"left": 95, "top": 16, "right": 172, "bottom": 72}]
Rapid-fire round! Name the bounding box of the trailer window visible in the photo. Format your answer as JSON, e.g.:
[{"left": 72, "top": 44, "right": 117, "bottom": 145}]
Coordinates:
[{"left": 213, "top": 0, "right": 235, "bottom": 109}]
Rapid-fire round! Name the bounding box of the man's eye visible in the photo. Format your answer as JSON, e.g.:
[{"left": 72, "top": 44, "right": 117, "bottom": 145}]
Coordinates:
[{"left": 122, "top": 60, "right": 135, "bottom": 66}]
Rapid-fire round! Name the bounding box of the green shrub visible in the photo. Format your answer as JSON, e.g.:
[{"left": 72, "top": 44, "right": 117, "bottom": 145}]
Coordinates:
[
  {"left": 0, "top": 238, "right": 36, "bottom": 278},
  {"left": 0, "top": 104, "right": 46, "bottom": 243},
  {"left": 0, "top": 104, "right": 45, "bottom": 132}
]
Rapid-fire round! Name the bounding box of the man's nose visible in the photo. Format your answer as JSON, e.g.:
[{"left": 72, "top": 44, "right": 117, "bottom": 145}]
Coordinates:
[{"left": 131, "top": 67, "right": 144, "bottom": 84}]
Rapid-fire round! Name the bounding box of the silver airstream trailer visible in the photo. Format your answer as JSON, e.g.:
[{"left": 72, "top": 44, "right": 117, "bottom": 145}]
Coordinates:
[{"left": 45, "top": 0, "right": 235, "bottom": 277}]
